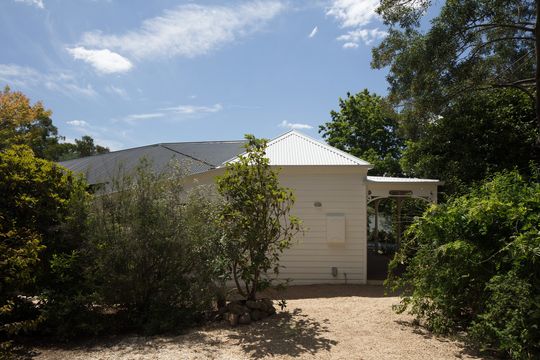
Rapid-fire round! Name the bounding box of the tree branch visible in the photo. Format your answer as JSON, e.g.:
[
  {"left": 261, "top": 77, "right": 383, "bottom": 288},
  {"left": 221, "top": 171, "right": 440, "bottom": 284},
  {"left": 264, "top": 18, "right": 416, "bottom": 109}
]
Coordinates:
[{"left": 465, "top": 23, "right": 535, "bottom": 33}]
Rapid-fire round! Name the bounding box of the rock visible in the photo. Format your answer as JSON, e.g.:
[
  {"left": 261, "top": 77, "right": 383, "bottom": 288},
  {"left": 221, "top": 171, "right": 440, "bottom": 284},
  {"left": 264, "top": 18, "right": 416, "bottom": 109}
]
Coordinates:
[
  {"left": 246, "top": 300, "right": 261, "bottom": 310},
  {"left": 260, "top": 298, "right": 273, "bottom": 310},
  {"left": 251, "top": 309, "right": 265, "bottom": 321},
  {"left": 227, "top": 312, "right": 239, "bottom": 327},
  {"left": 239, "top": 312, "right": 251, "bottom": 325},
  {"left": 227, "top": 301, "right": 249, "bottom": 315}
]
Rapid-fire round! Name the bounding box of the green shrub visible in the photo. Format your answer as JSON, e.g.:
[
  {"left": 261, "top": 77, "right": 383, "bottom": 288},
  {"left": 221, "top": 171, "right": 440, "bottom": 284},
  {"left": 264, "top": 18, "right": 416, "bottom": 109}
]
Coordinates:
[
  {"left": 216, "top": 135, "right": 301, "bottom": 301},
  {"left": 0, "top": 145, "right": 92, "bottom": 347},
  {"left": 88, "top": 160, "right": 223, "bottom": 334},
  {"left": 388, "top": 169, "right": 540, "bottom": 358}
]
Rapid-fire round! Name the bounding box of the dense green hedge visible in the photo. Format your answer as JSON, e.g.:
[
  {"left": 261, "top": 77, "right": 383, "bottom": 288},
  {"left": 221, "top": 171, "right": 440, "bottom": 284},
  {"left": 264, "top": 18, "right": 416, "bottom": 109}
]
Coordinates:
[{"left": 388, "top": 169, "right": 540, "bottom": 358}]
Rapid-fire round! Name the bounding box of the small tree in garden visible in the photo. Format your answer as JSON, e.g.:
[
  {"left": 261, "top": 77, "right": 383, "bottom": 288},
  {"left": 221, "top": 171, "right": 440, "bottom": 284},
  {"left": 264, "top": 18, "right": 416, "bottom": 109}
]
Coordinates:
[{"left": 217, "top": 135, "right": 301, "bottom": 301}]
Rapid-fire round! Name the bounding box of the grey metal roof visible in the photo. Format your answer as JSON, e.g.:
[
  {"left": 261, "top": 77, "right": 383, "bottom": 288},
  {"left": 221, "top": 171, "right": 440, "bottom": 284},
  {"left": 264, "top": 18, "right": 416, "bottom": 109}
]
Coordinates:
[{"left": 59, "top": 140, "right": 247, "bottom": 185}]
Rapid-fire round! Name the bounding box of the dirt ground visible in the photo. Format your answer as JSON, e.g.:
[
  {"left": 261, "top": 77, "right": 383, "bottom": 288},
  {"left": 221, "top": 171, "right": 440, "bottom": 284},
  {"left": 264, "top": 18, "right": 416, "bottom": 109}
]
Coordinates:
[{"left": 30, "top": 285, "right": 487, "bottom": 360}]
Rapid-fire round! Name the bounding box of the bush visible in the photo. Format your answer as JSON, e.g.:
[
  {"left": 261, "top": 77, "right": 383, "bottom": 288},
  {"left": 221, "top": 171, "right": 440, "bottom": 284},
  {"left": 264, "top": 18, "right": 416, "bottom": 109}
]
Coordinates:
[
  {"left": 387, "top": 169, "right": 540, "bottom": 358},
  {"left": 0, "top": 145, "right": 92, "bottom": 347},
  {"left": 216, "top": 135, "right": 301, "bottom": 301},
  {"left": 88, "top": 160, "right": 223, "bottom": 334}
]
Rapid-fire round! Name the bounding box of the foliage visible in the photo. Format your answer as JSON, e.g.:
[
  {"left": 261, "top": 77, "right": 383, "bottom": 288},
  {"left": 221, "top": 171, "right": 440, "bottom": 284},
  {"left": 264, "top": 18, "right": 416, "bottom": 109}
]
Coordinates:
[
  {"left": 401, "top": 88, "right": 539, "bottom": 194},
  {"left": 0, "top": 86, "right": 109, "bottom": 161},
  {"left": 88, "top": 160, "right": 222, "bottom": 334},
  {"left": 373, "top": 0, "right": 538, "bottom": 131},
  {"left": 319, "top": 90, "right": 404, "bottom": 176},
  {"left": 0, "top": 145, "right": 90, "bottom": 349},
  {"left": 387, "top": 170, "right": 540, "bottom": 358},
  {"left": 57, "top": 135, "right": 109, "bottom": 161},
  {"left": 216, "top": 135, "right": 301, "bottom": 301}
]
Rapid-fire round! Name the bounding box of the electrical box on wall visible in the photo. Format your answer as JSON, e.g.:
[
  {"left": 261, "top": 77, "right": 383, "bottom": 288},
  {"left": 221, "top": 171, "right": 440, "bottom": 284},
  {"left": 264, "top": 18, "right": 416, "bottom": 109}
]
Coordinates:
[{"left": 326, "top": 213, "right": 346, "bottom": 244}]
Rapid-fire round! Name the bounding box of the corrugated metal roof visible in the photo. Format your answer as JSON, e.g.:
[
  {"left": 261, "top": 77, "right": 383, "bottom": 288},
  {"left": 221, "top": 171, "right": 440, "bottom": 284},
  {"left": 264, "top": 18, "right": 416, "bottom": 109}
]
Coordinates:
[
  {"left": 224, "top": 130, "right": 372, "bottom": 166},
  {"left": 367, "top": 176, "right": 442, "bottom": 184},
  {"left": 59, "top": 141, "right": 246, "bottom": 185}
]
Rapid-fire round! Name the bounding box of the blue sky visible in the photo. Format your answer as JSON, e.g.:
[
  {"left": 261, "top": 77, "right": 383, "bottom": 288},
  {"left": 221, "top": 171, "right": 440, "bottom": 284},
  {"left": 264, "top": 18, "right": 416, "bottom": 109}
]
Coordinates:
[{"left": 1, "top": 0, "right": 399, "bottom": 150}]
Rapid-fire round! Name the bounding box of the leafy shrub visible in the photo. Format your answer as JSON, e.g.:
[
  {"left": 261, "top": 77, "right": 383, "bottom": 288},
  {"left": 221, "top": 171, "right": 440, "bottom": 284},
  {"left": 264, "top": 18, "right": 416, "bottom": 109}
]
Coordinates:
[
  {"left": 217, "top": 135, "right": 301, "bottom": 301},
  {"left": 388, "top": 169, "right": 540, "bottom": 358},
  {"left": 88, "top": 160, "right": 223, "bottom": 334},
  {"left": 0, "top": 145, "right": 92, "bottom": 348}
]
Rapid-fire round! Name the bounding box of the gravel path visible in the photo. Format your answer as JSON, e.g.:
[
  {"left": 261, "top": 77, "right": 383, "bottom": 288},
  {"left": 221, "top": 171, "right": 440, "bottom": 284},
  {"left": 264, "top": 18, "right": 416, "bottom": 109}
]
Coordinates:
[{"left": 32, "top": 285, "right": 486, "bottom": 360}]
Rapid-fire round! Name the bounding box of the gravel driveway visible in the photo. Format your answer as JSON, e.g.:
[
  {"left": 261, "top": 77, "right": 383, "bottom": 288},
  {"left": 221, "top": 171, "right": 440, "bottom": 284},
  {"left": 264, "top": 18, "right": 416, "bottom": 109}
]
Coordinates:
[{"left": 32, "top": 285, "right": 487, "bottom": 360}]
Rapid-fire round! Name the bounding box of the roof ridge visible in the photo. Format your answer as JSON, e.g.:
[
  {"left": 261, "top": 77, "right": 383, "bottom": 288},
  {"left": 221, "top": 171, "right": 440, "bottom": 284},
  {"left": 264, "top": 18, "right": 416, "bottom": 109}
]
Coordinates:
[
  {"left": 59, "top": 139, "right": 247, "bottom": 164},
  {"left": 277, "top": 130, "right": 370, "bottom": 166},
  {"left": 158, "top": 144, "right": 214, "bottom": 167}
]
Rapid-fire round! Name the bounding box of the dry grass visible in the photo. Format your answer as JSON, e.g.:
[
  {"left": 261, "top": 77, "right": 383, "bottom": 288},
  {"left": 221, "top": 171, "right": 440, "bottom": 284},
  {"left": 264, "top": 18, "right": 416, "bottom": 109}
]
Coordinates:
[{"left": 31, "top": 285, "right": 487, "bottom": 359}]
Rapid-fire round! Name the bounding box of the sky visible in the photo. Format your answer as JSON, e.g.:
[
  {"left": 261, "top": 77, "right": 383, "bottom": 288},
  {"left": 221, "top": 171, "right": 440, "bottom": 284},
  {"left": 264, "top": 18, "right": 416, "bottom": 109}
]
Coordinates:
[{"left": 1, "top": 0, "right": 401, "bottom": 150}]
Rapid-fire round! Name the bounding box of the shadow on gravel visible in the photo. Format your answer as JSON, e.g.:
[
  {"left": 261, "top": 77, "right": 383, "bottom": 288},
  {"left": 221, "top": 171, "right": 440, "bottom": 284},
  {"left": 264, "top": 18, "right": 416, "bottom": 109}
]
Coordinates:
[
  {"left": 395, "top": 319, "right": 497, "bottom": 360},
  {"left": 265, "top": 284, "right": 398, "bottom": 300},
  {"left": 228, "top": 308, "right": 337, "bottom": 359}
]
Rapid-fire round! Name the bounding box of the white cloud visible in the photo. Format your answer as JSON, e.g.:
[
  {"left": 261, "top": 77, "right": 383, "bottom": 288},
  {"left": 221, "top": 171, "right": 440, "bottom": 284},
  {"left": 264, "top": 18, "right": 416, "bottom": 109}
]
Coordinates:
[
  {"left": 327, "top": 0, "right": 387, "bottom": 47},
  {"left": 308, "top": 26, "right": 319, "bottom": 38},
  {"left": 342, "top": 42, "right": 359, "bottom": 49},
  {"left": 338, "top": 28, "right": 387, "bottom": 46},
  {"left": 67, "top": 47, "right": 133, "bottom": 74},
  {"left": 327, "top": 0, "right": 379, "bottom": 28},
  {"left": 14, "top": 0, "right": 44, "bottom": 9},
  {"left": 120, "top": 103, "right": 223, "bottom": 123},
  {"left": 78, "top": 1, "right": 285, "bottom": 61},
  {"left": 67, "top": 120, "right": 89, "bottom": 127},
  {"left": 125, "top": 113, "right": 165, "bottom": 120},
  {"left": 0, "top": 64, "right": 97, "bottom": 98},
  {"left": 279, "top": 120, "right": 313, "bottom": 130},
  {"left": 161, "top": 103, "right": 223, "bottom": 115}
]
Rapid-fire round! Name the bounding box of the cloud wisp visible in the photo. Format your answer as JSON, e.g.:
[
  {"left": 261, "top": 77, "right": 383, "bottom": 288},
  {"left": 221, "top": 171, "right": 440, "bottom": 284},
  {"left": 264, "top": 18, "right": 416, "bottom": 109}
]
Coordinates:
[
  {"left": 67, "top": 47, "right": 133, "bottom": 74},
  {"left": 160, "top": 103, "right": 223, "bottom": 115},
  {"left": 68, "top": 1, "right": 285, "bottom": 74},
  {"left": 121, "top": 103, "right": 223, "bottom": 123},
  {"left": 66, "top": 120, "right": 89, "bottom": 127},
  {"left": 279, "top": 120, "right": 313, "bottom": 130},
  {"left": 326, "top": 0, "right": 387, "bottom": 48},
  {"left": 14, "top": 0, "right": 44, "bottom": 9},
  {"left": 337, "top": 28, "right": 388, "bottom": 46},
  {"left": 0, "top": 64, "right": 97, "bottom": 98}
]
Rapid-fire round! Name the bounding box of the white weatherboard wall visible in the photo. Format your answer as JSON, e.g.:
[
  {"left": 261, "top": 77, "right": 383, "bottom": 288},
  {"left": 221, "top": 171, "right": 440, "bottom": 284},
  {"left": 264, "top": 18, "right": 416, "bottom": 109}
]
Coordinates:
[{"left": 277, "top": 166, "right": 368, "bottom": 285}]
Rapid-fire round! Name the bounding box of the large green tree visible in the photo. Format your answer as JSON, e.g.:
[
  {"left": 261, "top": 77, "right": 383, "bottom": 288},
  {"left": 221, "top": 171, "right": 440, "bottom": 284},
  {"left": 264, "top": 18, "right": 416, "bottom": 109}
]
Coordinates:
[
  {"left": 373, "top": 0, "right": 539, "bottom": 139},
  {"left": 217, "top": 135, "right": 301, "bottom": 301},
  {"left": 319, "top": 90, "right": 404, "bottom": 176},
  {"left": 401, "top": 88, "right": 539, "bottom": 194},
  {"left": 0, "top": 86, "right": 109, "bottom": 161}
]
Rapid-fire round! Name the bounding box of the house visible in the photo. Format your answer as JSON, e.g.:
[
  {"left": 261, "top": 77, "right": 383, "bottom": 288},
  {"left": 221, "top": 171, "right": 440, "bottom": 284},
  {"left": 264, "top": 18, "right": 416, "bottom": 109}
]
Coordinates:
[{"left": 60, "top": 130, "right": 442, "bottom": 285}]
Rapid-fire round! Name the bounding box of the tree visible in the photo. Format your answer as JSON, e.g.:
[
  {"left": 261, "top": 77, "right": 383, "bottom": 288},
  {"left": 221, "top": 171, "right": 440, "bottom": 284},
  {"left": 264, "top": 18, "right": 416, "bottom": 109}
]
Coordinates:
[
  {"left": 55, "top": 135, "right": 110, "bottom": 161},
  {"left": 373, "top": 0, "right": 540, "bottom": 138},
  {"left": 0, "top": 86, "right": 61, "bottom": 160},
  {"left": 319, "top": 90, "right": 404, "bottom": 175},
  {"left": 0, "top": 86, "right": 109, "bottom": 161},
  {"left": 216, "top": 135, "right": 301, "bottom": 301},
  {"left": 401, "top": 88, "right": 539, "bottom": 194},
  {"left": 0, "top": 145, "right": 88, "bottom": 350}
]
